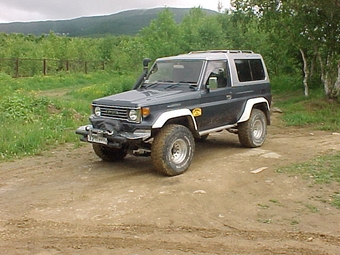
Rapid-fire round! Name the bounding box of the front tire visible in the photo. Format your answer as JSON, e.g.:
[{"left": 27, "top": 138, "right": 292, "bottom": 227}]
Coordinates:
[
  {"left": 238, "top": 109, "right": 267, "bottom": 148},
  {"left": 92, "top": 144, "right": 127, "bottom": 162},
  {"left": 151, "top": 124, "right": 195, "bottom": 176}
]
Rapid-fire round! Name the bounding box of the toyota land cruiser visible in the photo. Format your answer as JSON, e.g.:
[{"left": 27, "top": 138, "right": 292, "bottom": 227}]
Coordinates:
[{"left": 76, "top": 50, "right": 272, "bottom": 176}]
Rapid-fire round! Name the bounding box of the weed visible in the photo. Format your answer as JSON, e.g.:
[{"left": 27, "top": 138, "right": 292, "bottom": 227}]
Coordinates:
[
  {"left": 291, "top": 219, "right": 299, "bottom": 225},
  {"left": 269, "top": 199, "right": 280, "bottom": 204},
  {"left": 258, "top": 218, "right": 272, "bottom": 224},
  {"left": 304, "top": 204, "right": 319, "bottom": 213},
  {"left": 331, "top": 193, "right": 340, "bottom": 209},
  {"left": 257, "top": 204, "right": 270, "bottom": 209}
]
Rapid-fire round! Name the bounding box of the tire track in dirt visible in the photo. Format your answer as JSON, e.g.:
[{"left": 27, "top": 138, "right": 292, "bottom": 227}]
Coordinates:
[{"left": 1, "top": 218, "right": 339, "bottom": 254}]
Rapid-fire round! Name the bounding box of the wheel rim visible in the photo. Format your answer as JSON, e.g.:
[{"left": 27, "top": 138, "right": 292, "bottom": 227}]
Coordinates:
[
  {"left": 252, "top": 118, "right": 264, "bottom": 140},
  {"left": 170, "top": 138, "right": 188, "bottom": 164}
]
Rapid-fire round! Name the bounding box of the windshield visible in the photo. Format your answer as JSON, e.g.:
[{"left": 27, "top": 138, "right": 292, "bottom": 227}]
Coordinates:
[{"left": 145, "top": 60, "right": 204, "bottom": 85}]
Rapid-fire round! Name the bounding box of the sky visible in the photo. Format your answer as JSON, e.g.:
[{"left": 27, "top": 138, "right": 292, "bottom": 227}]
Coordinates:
[{"left": 0, "top": 0, "right": 231, "bottom": 23}]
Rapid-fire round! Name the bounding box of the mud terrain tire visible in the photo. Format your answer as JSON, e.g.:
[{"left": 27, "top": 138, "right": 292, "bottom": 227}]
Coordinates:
[
  {"left": 238, "top": 109, "right": 267, "bottom": 148},
  {"left": 92, "top": 144, "right": 127, "bottom": 162},
  {"left": 151, "top": 124, "right": 195, "bottom": 176}
]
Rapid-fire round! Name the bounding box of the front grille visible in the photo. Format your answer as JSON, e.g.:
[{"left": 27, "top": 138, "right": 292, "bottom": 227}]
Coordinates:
[
  {"left": 102, "top": 107, "right": 128, "bottom": 119},
  {"left": 95, "top": 105, "right": 129, "bottom": 120}
]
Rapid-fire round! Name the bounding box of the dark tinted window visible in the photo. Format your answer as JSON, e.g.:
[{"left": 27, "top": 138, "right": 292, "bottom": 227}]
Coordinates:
[
  {"left": 235, "top": 60, "right": 252, "bottom": 82},
  {"left": 235, "top": 59, "right": 265, "bottom": 82},
  {"left": 250, "top": 59, "right": 265, "bottom": 80}
]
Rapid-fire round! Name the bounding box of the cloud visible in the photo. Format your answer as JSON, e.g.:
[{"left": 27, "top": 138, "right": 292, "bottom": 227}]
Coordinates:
[{"left": 0, "top": 0, "right": 229, "bottom": 23}]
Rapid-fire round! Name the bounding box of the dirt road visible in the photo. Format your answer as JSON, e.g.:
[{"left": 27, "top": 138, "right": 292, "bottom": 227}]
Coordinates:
[{"left": 1, "top": 118, "right": 340, "bottom": 255}]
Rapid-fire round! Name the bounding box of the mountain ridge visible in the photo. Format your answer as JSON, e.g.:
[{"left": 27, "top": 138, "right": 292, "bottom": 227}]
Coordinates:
[{"left": 0, "top": 8, "right": 218, "bottom": 37}]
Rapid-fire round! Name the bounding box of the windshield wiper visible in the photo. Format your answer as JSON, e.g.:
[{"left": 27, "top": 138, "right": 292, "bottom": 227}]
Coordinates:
[
  {"left": 164, "top": 83, "right": 181, "bottom": 90},
  {"left": 158, "top": 80, "right": 174, "bottom": 83},
  {"left": 141, "top": 81, "right": 160, "bottom": 89},
  {"left": 164, "top": 81, "right": 198, "bottom": 90},
  {"left": 189, "top": 84, "right": 198, "bottom": 90},
  {"left": 141, "top": 80, "right": 176, "bottom": 89}
]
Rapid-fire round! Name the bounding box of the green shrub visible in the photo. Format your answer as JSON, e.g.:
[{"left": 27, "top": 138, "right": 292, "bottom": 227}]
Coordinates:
[
  {"left": 274, "top": 89, "right": 340, "bottom": 131},
  {"left": 0, "top": 71, "right": 138, "bottom": 161},
  {"left": 271, "top": 75, "right": 302, "bottom": 93}
]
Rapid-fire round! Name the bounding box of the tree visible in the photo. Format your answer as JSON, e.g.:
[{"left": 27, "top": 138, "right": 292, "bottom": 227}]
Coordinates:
[
  {"left": 231, "top": 0, "right": 340, "bottom": 99},
  {"left": 139, "top": 9, "right": 181, "bottom": 60},
  {"left": 179, "top": 8, "right": 230, "bottom": 52}
]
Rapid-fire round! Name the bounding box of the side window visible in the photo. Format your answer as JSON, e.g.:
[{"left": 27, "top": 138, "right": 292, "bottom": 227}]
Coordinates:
[
  {"left": 235, "top": 59, "right": 265, "bottom": 82},
  {"left": 235, "top": 60, "right": 252, "bottom": 82},
  {"left": 204, "top": 61, "right": 230, "bottom": 90},
  {"left": 250, "top": 59, "right": 265, "bottom": 80}
]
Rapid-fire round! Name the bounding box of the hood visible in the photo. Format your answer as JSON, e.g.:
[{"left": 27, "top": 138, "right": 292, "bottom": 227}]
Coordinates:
[{"left": 92, "top": 89, "right": 199, "bottom": 107}]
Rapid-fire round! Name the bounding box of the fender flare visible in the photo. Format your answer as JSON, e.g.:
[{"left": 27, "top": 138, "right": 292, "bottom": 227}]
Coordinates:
[
  {"left": 152, "top": 109, "right": 198, "bottom": 130},
  {"left": 238, "top": 97, "right": 270, "bottom": 123}
]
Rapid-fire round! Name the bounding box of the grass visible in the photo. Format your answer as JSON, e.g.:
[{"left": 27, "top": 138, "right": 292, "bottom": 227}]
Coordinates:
[
  {"left": 277, "top": 153, "right": 340, "bottom": 184},
  {"left": 331, "top": 193, "right": 340, "bottom": 209},
  {"left": 271, "top": 73, "right": 340, "bottom": 131},
  {"left": 273, "top": 77, "right": 340, "bottom": 187},
  {"left": 273, "top": 90, "right": 340, "bottom": 131},
  {"left": 0, "top": 71, "right": 136, "bottom": 160},
  {"left": 274, "top": 90, "right": 340, "bottom": 209},
  {"left": 272, "top": 77, "right": 340, "bottom": 209},
  {"left": 277, "top": 153, "right": 340, "bottom": 209}
]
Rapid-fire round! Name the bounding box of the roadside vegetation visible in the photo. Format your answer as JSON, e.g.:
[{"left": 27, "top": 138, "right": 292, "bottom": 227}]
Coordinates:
[
  {"left": 0, "top": 72, "right": 135, "bottom": 160},
  {"left": 272, "top": 75, "right": 340, "bottom": 131}
]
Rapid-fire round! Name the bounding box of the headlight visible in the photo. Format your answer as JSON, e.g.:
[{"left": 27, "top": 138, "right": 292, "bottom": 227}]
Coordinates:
[
  {"left": 94, "top": 106, "right": 101, "bottom": 116},
  {"left": 128, "top": 109, "right": 139, "bottom": 122}
]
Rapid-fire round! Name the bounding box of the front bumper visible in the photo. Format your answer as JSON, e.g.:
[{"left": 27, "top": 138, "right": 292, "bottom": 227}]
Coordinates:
[{"left": 76, "top": 125, "right": 151, "bottom": 148}]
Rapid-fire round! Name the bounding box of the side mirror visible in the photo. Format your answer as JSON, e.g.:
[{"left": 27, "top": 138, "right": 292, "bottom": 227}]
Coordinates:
[{"left": 207, "top": 77, "right": 218, "bottom": 91}]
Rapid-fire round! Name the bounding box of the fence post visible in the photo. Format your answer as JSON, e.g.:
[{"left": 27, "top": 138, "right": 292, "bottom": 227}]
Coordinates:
[
  {"left": 15, "top": 58, "right": 19, "bottom": 78},
  {"left": 43, "top": 59, "right": 47, "bottom": 75}
]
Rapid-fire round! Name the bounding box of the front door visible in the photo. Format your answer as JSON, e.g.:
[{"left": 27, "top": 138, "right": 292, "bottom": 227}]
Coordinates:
[{"left": 196, "top": 60, "right": 243, "bottom": 131}]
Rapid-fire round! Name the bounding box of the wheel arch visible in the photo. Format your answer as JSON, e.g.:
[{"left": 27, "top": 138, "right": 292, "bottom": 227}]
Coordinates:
[
  {"left": 238, "top": 98, "right": 271, "bottom": 125},
  {"left": 152, "top": 109, "right": 198, "bottom": 132}
]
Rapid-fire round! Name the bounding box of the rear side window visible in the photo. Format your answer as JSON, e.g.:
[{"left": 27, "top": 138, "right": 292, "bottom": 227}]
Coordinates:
[{"left": 235, "top": 59, "right": 265, "bottom": 82}]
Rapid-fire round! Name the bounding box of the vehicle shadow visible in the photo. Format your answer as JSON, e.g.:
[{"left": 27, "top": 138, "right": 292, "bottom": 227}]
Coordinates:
[{"left": 89, "top": 132, "right": 245, "bottom": 177}]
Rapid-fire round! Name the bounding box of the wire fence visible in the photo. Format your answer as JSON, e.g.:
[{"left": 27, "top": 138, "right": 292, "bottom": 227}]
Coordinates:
[{"left": 0, "top": 58, "right": 107, "bottom": 77}]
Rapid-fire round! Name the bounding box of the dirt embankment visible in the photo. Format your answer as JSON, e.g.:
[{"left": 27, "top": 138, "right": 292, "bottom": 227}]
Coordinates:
[{"left": 1, "top": 120, "right": 340, "bottom": 254}]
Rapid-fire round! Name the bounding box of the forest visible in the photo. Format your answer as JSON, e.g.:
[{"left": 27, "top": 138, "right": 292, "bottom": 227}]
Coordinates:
[{"left": 0, "top": 1, "right": 339, "bottom": 99}]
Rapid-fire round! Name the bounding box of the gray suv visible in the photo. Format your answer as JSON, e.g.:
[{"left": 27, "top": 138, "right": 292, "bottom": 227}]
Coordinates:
[{"left": 76, "top": 50, "right": 272, "bottom": 176}]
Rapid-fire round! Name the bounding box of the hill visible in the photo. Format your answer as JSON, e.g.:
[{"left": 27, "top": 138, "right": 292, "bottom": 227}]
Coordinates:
[{"left": 0, "top": 8, "right": 218, "bottom": 37}]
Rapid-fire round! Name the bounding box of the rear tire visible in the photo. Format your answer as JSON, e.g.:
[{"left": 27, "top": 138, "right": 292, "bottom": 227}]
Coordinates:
[
  {"left": 151, "top": 124, "right": 195, "bottom": 176},
  {"left": 92, "top": 144, "right": 127, "bottom": 162},
  {"left": 238, "top": 109, "right": 267, "bottom": 148}
]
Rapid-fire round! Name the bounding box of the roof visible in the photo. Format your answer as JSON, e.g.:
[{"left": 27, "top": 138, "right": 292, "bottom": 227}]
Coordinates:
[{"left": 156, "top": 50, "right": 262, "bottom": 62}]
